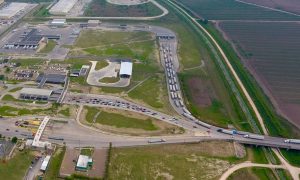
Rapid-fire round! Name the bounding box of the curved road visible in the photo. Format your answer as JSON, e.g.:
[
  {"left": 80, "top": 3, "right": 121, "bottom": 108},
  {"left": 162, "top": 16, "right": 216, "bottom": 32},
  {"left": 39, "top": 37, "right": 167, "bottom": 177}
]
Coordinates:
[{"left": 219, "top": 161, "right": 285, "bottom": 180}]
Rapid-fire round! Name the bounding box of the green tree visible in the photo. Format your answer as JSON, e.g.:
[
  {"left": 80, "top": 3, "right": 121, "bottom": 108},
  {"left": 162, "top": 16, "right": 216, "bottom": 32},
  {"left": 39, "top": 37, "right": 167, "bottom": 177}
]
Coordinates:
[{"left": 11, "top": 137, "right": 18, "bottom": 143}]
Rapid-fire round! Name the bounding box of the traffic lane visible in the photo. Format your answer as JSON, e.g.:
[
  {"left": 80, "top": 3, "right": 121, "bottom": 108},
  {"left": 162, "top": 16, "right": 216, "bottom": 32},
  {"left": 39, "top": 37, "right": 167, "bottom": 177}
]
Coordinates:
[
  {"left": 47, "top": 134, "right": 222, "bottom": 148},
  {"left": 63, "top": 94, "right": 205, "bottom": 131}
]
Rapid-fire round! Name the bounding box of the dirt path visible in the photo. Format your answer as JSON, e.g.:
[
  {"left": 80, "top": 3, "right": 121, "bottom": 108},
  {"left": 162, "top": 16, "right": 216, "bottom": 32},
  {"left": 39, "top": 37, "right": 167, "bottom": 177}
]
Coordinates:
[{"left": 219, "top": 161, "right": 285, "bottom": 180}]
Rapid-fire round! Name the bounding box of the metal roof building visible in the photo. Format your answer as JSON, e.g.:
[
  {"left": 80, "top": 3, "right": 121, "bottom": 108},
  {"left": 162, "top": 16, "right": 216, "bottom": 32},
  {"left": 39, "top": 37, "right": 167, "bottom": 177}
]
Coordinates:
[
  {"left": 36, "top": 73, "right": 67, "bottom": 85},
  {"left": 76, "top": 155, "right": 93, "bottom": 172},
  {"left": 49, "top": 0, "right": 77, "bottom": 15},
  {"left": 40, "top": 155, "right": 51, "bottom": 171},
  {"left": 20, "top": 88, "right": 53, "bottom": 100},
  {"left": 0, "top": 3, "right": 28, "bottom": 19},
  {"left": 119, "top": 61, "right": 133, "bottom": 78}
]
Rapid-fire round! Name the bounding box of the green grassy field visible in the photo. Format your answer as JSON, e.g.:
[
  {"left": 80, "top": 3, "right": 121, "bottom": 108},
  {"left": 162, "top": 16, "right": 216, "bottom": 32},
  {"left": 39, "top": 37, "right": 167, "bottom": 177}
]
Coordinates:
[
  {"left": 108, "top": 142, "right": 244, "bottom": 179},
  {"left": 58, "top": 108, "right": 70, "bottom": 117},
  {"left": 10, "top": 58, "right": 44, "bottom": 67},
  {"left": 0, "top": 104, "right": 57, "bottom": 116},
  {"left": 0, "top": 150, "right": 33, "bottom": 180},
  {"left": 8, "top": 87, "right": 22, "bottom": 92},
  {"left": 44, "top": 147, "right": 66, "bottom": 180},
  {"left": 2, "top": 94, "right": 33, "bottom": 103},
  {"left": 228, "top": 167, "right": 277, "bottom": 180},
  {"left": 80, "top": 148, "right": 94, "bottom": 157},
  {"left": 39, "top": 40, "right": 56, "bottom": 53},
  {"left": 85, "top": 106, "right": 158, "bottom": 130},
  {"left": 74, "top": 30, "right": 152, "bottom": 49},
  {"left": 128, "top": 75, "right": 164, "bottom": 109},
  {"left": 99, "top": 77, "right": 120, "bottom": 83},
  {"left": 95, "top": 60, "right": 109, "bottom": 70}
]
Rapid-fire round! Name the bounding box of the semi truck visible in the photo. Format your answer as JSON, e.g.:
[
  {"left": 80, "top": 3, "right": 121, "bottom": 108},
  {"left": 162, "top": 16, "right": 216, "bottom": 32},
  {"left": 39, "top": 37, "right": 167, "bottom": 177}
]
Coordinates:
[
  {"left": 243, "top": 134, "right": 264, "bottom": 140},
  {"left": 284, "top": 139, "right": 300, "bottom": 144},
  {"left": 148, "top": 138, "right": 166, "bottom": 143}
]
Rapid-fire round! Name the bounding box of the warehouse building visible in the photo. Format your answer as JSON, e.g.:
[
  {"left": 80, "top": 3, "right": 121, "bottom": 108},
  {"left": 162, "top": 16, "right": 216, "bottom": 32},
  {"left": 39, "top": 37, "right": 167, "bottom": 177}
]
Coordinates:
[
  {"left": 36, "top": 73, "right": 67, "bottom": 86},
  {"left": 119, "top": 60, "right": 133, "bottom": 78},
  {"left": 20, "top": 88, "right": 53, "bottom": 101},
  {"left": 3, "top": 28, "right": 60, "bottom": 50},
  {"left": 75, "top": 155, "right": 93, "bottom": 172},
  {"left": 0, "top": 2, "right": 28, "bottom": 19},
  {"left": 49, "top": 0, "right": 78, "bottom": 15}
]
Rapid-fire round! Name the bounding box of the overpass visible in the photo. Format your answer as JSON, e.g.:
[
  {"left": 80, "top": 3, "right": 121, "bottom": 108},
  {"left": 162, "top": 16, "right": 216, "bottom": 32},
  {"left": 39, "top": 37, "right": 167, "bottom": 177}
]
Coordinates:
[{"left": 32, "top": 116, "right": 51, "bottom": 148}]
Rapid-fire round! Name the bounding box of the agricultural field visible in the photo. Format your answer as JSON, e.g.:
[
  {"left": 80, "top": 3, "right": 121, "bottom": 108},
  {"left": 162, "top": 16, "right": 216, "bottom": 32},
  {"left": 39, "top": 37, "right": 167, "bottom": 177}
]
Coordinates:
[
  {"left": 242, "top": 0, "right": 300, "bottom": 14},
  {"left": 177, "top": 0, "right": 300, "bottom": 20},
  {"left": 84, "top": 0, "right": 162, "bottom": 17},
  {"left": 217, "top": 21, "right": 300, "bottom": 127}
]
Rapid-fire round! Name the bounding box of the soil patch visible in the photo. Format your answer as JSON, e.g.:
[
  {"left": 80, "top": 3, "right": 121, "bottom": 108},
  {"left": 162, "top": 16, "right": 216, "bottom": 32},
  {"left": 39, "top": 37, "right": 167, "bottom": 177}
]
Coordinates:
[{"left": 188, "top": 77, "right": 213, "bottom": 107}]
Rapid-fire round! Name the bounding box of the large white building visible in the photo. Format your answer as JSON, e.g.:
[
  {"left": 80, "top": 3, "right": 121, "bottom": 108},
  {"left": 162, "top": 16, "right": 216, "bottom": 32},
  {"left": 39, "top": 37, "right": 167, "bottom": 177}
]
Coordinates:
[
  {"left": 0, "top": 3, "right": 28, "bottom": 19},
  {"left": 49, "top": 0, "right": 78, "bottom": 15},
  {"left": 119, "top": 61, "right": 133, "bottom": 78}
]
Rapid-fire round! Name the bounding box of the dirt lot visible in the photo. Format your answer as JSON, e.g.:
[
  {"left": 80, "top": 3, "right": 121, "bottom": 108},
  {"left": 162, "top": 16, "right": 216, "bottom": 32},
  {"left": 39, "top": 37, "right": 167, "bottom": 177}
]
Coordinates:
[
  {"left": 242, "top": 0, "right": 300, "bottom": 14},
  {"left": 188, "top": 77, "right": 213, "bottom": 107},
  {"left": 108, "top": 141, "right": 245, "bottom": 179},
  {"left": 60, "top": 148, "right": 107, "bottom": 178}
]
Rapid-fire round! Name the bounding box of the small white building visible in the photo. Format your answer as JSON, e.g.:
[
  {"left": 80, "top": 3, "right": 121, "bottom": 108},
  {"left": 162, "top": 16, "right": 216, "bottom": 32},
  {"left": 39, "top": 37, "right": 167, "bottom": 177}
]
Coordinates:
[
  {"left": 76, "top": 155, "right": 93, "bottom": 171},
  {"left": 50, "top": 19, "right": 66, "bottom": 26},
  {"left": 88, "top": 20, "right": 100, "bottom": 27},
  {"left": 40, "top": 155, "right": 51, "bottom": 172}
]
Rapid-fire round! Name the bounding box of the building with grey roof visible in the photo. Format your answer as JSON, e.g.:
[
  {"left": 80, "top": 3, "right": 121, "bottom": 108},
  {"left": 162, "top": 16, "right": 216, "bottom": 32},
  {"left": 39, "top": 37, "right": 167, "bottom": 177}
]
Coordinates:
[
  {"left": 0, "top": 2, "right": 28, "bottom": 19},
  {"left": 36, "top": 73, "right": 67, "bottom": 85},
  {"left": 20, "top": 88, "right": 53, "bottom": 101}
]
